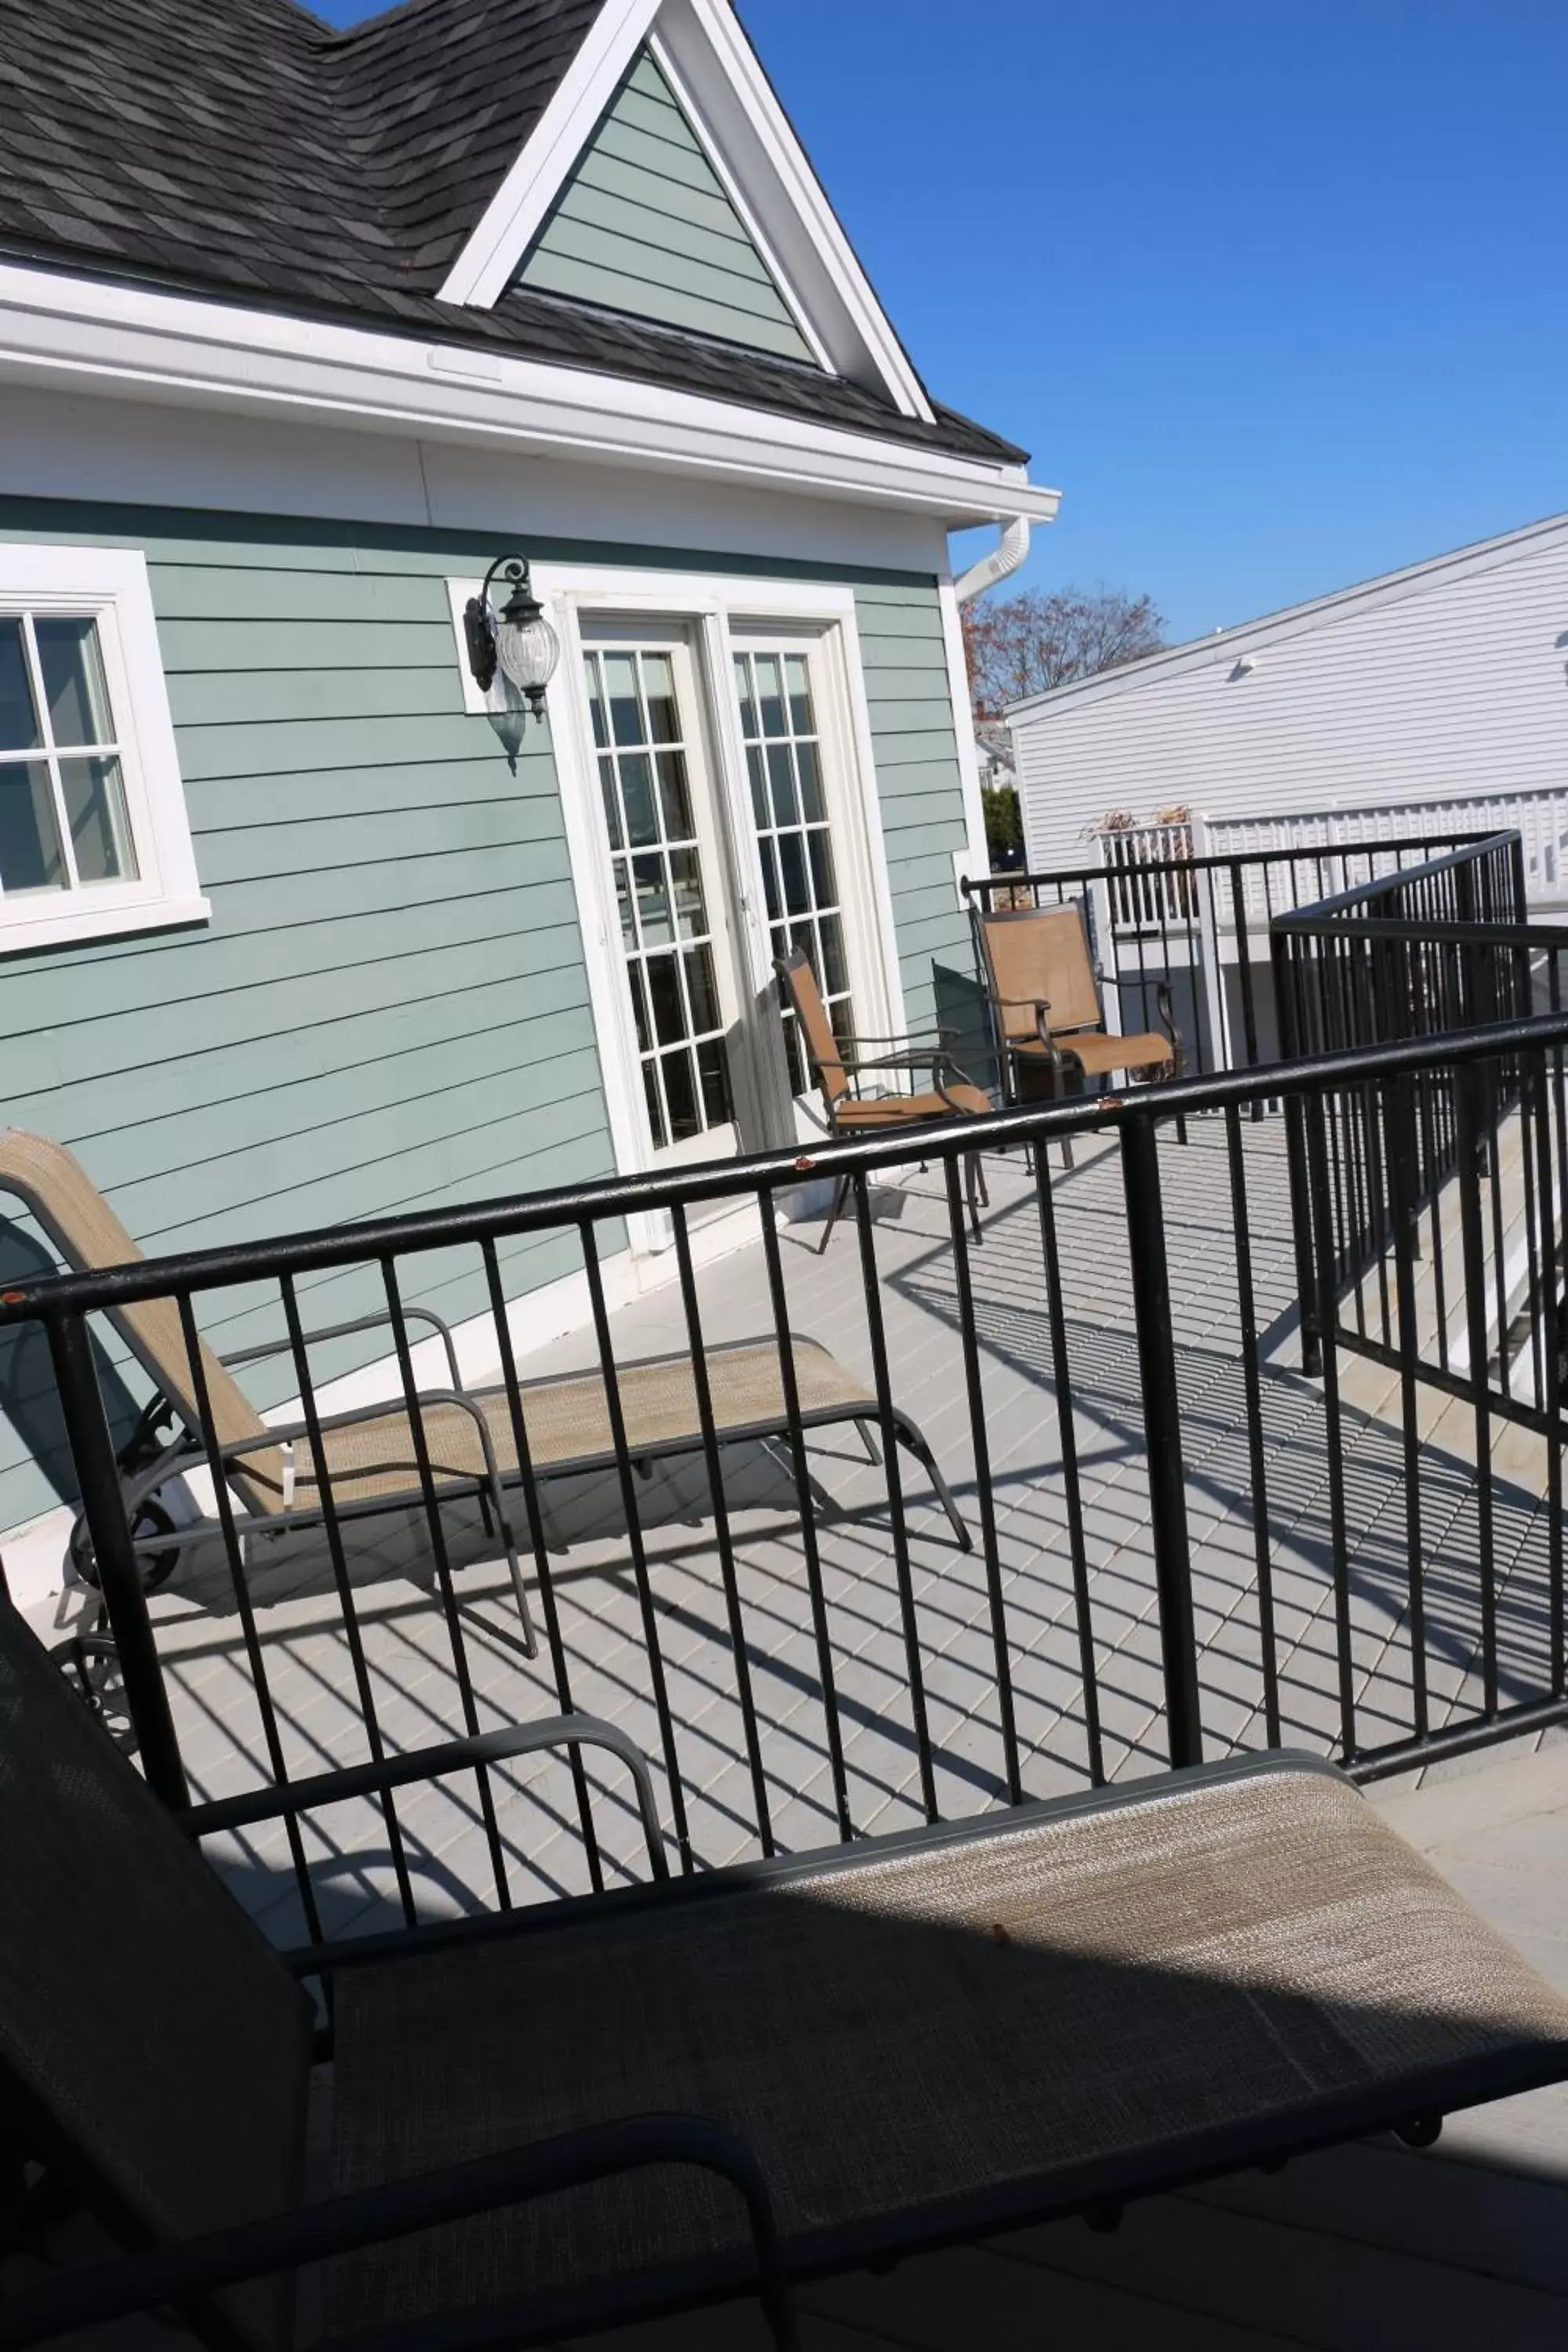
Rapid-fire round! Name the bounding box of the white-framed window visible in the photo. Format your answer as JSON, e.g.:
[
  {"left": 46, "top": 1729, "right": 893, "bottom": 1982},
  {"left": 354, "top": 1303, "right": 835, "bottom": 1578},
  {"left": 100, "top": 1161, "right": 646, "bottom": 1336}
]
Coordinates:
[{"left": 0, "top": 547, "right": 207, "bottom": 954}]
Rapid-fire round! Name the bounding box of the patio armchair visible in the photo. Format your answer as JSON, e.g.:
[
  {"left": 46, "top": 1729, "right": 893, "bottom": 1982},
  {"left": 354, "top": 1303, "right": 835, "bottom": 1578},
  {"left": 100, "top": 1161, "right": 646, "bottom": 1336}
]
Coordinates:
[
  {"left": 975, "top": 900, "right": 1185, "bottom": 1169},
  {"left": 774, "top": 947, "right": 992, "bottom": 1254},
  {"left": 0, "top": 1133, "right": 971, "bottom": 1624},
  {"left": 4, "top": 1589, "right": 1568, "bottom": 2349}
]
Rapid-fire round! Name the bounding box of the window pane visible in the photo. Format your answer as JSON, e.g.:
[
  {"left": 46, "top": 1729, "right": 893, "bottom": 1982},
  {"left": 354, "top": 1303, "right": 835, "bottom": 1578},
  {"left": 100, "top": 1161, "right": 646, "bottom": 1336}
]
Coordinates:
[
  {"left": 732, "top": 654, "right": 757, "bottom": 740},
  {"left": 767, "top": 743, "right": 797, "bottom": 827},
  {"left": 696, "top": 1038, "right": 732, "bottom": 1126},
  {"left": 646, "top": 953, "right": 686, "bottom": 1046},
  {"left": 759, "top": 837, "right": 781, "bottom": 921},
  {"left": 669, "top": 847, "right": 706, "bottom": 938},
  {"left": 779, "top": 832, "right": 809, "bottom": 916},
  {"left": 642, "top": 653, "right": 680, "bottom": 745},
  {"left": 583, "top": 654, "right": 608, "bottom": 750},
  {"left": 0, "top": 624, "right": 40, "bottom": 754},
  {"left": 628, "top": 961, "right": 654, "bottom": 1053},
  {"left": 619, "top": 753, "right": 658, "bottom": 848},
  {"left": 598, "top": 754, "right": 623, "bottom": 851},
  {"left": 795, "top": 737, "right": 825, "bottom": 822},
  {"left": 755, "top": 655, "right": 786, "bottom": 739},
  {"left": 641, "top": 1059, "right": 668, "bottom": 1152},
  {"left": 685, "top": 943, "right": 720, "bottom": 1035},
  {"left": 58, "top": 755, "right": 136, "bottom": 884},
  {"left": 785, "top": 654, "right": 814, "bottom": 734},
  {"left": 664, "top": 1047, "right": 700, "bottom": 1142},
  {"left": 820, "top": 910, "right": 848, "bottom": 996},
  {"left": 0, "top": 761, "right": 65, "bottom": 892},
  {"left": 655, "top": 749, "right": 694, "bottom": 840},
  {"left": 808, "top": 828, "right": 837, "bottom": 910},
  {"left": 36, "top": 619, "right": 114, "bottom": 749},
  {"left": 614, "top": 863, "right": 636, "bottom": 950},
  {"left": 745, "top": 744, "right": 768, "bottom": 829},
  {"left": 604, "top": 652, "right": 643, "bottom": 748},
  {"left": 633, "top": 853, "right": 671, "bottom": 946}
]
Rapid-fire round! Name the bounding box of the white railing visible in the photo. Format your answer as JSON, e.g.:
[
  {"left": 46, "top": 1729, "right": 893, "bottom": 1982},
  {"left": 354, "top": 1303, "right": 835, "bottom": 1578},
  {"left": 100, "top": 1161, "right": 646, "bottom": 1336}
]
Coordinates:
[{"left": 1089, "top": 788, "right": 1568, "bottom": 949}]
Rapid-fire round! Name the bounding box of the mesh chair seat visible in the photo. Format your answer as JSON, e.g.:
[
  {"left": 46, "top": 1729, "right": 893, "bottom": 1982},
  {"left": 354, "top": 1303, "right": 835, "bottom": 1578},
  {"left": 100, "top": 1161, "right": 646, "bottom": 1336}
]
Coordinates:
[
  {"left": 831, "top": 1083, "right": 993, "bottom": 1127},
  {"left": 1013, "top": 1029, "right": 1174, "bottom": 1076},
  {"left": 325, "top": 1762, "right": 1568, "bottom": 2336},
  {"left": 238, "top": 1341, "right": 877, "bottom": 1509}
]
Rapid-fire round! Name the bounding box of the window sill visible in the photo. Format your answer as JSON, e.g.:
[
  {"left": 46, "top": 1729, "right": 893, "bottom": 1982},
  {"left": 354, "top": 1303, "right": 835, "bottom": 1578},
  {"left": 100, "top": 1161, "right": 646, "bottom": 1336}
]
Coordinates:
[{"left": 0, "top": 895, "right": 212, "bottom": 958}]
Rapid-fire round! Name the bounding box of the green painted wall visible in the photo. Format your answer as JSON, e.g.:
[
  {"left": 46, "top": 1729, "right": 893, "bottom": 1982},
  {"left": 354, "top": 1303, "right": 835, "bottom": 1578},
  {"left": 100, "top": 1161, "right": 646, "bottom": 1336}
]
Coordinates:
[
  {"left": 0, "top": 501, "right": 971, "bottom": 1538},
  {"left": 517, "top": 50, "right": 813, "bottom": 363}
]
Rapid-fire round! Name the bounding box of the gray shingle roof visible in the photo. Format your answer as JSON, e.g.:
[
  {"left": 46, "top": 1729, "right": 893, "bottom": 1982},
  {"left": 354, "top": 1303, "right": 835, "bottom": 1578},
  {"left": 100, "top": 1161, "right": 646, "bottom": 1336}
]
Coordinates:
[{"left": 0, "top": 0, "right": 1026, "bottom": 466}]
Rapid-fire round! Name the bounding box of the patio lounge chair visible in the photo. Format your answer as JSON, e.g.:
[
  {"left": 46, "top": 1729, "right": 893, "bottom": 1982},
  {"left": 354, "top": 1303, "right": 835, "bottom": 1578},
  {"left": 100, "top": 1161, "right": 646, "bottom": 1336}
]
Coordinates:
[
  {"left": 0, "top": 1134, "right": 971, "bottom": 1628},
  {"left": 774, "top": 947, "right": 992, "bottom": 1254},
  {"left": 4, "top": 1590, "right": 1568, "bottom": 2351}
]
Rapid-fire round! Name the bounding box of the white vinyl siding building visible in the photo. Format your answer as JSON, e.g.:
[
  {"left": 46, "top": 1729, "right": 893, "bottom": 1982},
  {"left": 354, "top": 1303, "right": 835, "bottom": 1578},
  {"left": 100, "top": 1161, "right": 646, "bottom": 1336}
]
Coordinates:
[{"left": 1009, "top": 511, "right": 1568, "bottom": 871}]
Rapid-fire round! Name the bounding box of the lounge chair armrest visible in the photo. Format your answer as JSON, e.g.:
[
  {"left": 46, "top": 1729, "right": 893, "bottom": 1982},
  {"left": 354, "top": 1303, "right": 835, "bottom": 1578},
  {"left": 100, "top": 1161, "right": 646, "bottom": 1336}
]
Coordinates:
[
  {"left": 1100, "top": 974, "right": 1185, "bottom": 1060},
  {"left": 185, "top": 1712, "right": 669, "bottom": 1883},
  {"left": 222, "top": 1305, "right": 462, "bottom": 1391},
  {"left": 0, "top": 2116, "right": 796, "bottom": 2352}
]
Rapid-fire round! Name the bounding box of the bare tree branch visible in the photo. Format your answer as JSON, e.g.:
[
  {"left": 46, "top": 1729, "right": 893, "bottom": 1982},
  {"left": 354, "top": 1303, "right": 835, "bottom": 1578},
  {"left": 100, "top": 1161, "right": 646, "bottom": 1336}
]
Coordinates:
[{"left": 962, "top": 584, "right": 1166, "bottom": 720}]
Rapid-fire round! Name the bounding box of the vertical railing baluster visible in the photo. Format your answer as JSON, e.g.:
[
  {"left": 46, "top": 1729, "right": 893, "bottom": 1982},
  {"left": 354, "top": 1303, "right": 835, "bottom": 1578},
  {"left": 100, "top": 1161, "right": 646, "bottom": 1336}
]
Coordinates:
[
  {"left": 670, "top": 1200, "right": 775, "bottom": 1856},
  {"left": 757, "top": 1190, "right": 852, "bottom": 1843},
  {"left": 172, "top": 1292, "right": 322, "bottom": 1940},
  {"left": 942, "top": 1155, "right": 1022, "bottom": 1804},
  {"left": 1303, "top": 1096, "right": 1359, "bottom": 1763},
  {"left": 1033, "top": 1143, "right": 1105, "bottom": 1785},
  {"left": 47, "top": 1308, "right": 188, "bottom": 1812},
  {"left": 478, "top": 1236, "right": 604, "bottom": 1891},
  {"left": 851, "top": 1167, "right": 938, "bottom": 1822},
  {"left": 379, "top": 1255, "right": 512, "bottom": 1910},
  {"left": 1385, "top": 1076, "right": 1428, "bottom": 1742},
  {"left": 578, "top": 1219, "right": 691, "bottom": 1872},
  {"left": 279, "top": 1273, "right": 416, "bottom": 1926},
  {"left": 1223, "top": 1105, "right": 1281, "bottom": 1747},
  {"left": 1454, "top": 1069, "right": 1500, "bottom": 1719},
  {"left": 1120, "top": 1114, "right": 1203, "bottom": 1770}
]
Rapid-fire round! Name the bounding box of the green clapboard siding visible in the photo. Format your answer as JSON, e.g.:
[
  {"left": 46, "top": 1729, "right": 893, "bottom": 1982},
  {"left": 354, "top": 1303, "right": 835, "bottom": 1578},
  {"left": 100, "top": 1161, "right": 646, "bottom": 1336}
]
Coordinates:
[
  {"left": 517, "top": 49, "right": 814, "bottom": 362},
  {"left": 0, "top": 500, "right": 971, "bottom": 1538}
]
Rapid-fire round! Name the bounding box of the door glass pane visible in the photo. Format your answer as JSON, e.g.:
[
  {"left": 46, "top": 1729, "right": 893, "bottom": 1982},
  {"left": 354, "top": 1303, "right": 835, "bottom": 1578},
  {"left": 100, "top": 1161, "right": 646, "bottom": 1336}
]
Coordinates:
[
  {"left": 733, "top": 646, "right": 855, "bottom": 1095},
  {"left": 35, "top": 619, "right": 114, "bottom": 749},
  {"left": 59, "top": 755, "right": 136, "bottom": 884},
  {"left": 0, "top": 761, "right": 65, "bottom": 892},
  {"left": 586, "top": 642, "right": 734, "bottom": 1150},
  {"left": 0, "top": 625, "right": 40, "bottom": 754}
]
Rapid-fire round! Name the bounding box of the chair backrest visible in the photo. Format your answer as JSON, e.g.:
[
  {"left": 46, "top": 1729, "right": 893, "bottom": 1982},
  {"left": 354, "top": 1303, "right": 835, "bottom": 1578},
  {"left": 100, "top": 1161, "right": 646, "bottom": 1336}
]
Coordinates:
[
  {"left": 0, "top": 1130, "right": 286, "bottom": 1514},
  {"left": 976, "top": 903, "right": 1104, "bottom": 1044},
  {"left": 0, "top": 1595, "right": 314, "bottom": 2349},
  {"left": 774, "top": 949, "right": 848, "bottom": 1107}
]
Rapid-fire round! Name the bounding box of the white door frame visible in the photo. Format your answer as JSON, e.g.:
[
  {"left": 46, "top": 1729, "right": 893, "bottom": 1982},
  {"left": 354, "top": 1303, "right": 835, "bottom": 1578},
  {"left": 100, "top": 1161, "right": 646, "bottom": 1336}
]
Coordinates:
[{"left": 533, "top": 564, "right": 908, "bottom": 1203}]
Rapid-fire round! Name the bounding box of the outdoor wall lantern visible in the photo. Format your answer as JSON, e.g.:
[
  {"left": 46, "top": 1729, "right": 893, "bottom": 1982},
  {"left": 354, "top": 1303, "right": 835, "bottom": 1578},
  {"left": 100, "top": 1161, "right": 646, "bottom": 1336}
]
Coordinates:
[{"left": 464, "top": 555, "right": 560, "bottom": 721}]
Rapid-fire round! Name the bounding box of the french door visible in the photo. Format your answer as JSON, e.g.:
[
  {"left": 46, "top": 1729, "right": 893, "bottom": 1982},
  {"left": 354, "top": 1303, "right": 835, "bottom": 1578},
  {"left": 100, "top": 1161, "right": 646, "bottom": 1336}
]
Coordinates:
[{"left": 575, "top": 612, "right": 888, "bottom": 1174}]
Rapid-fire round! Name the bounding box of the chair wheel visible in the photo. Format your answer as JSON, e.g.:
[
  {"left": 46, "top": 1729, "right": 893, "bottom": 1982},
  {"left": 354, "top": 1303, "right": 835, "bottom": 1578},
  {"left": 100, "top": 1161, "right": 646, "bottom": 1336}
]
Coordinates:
[
  {"left": 70, "top": 1497, "right": 180, "bottom": 1594},
  {"left": 1395, "top": 2114, "right": 1443, "bottom": 2149}
]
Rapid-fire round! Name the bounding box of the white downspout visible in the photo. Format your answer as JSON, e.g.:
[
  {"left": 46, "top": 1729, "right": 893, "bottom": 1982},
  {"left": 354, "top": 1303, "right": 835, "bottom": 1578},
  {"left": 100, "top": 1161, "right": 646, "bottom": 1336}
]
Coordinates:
[{"left": 954, "top": 514, "right": 1031, "bottom": 604}]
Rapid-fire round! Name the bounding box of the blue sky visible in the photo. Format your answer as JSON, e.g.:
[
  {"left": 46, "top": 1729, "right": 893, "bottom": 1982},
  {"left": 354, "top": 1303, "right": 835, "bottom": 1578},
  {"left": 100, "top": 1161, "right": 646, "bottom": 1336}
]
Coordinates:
[{"left": 314, "top": 0, "right": 1568, "bottom": 643}]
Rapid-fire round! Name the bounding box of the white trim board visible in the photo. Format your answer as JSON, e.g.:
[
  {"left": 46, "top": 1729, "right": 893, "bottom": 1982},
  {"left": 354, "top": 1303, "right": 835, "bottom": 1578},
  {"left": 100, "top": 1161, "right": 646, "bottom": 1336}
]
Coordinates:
[
  {"left": 0, "top": 263, "right": 1057, "bottom": 530},
  {"left": 439, "top": 0, "right": 934, "bottom": 421}
]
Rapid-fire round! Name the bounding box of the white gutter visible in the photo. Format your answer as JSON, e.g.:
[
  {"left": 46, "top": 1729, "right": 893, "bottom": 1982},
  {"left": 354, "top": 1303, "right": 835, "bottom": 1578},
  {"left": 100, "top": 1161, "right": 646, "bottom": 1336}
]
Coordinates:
[
  {"left": 954, "top": 514, "right": 1032, "bottom": 603},
  {"left": 0, "top": 264, "right": 1063, "bottom": 529}
]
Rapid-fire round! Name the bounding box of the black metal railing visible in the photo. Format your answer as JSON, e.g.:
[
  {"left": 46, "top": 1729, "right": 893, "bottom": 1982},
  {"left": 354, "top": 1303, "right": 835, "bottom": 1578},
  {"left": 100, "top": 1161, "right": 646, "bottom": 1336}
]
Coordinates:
[
  {"left": 966, "top": 831, "right": 1505, "bottom": 1080},
  {"left": 1272, "top": 832, "right": 1568, "bottom": 1413},
  {"left": 6, "top": 1007, "right": 1568, "bottom": 1947}
]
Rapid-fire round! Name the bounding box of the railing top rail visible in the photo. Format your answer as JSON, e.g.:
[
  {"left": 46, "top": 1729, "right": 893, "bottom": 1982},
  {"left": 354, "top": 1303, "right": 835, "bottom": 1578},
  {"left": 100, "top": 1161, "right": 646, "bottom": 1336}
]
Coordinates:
[
  {"left": 1267, "top": 832, "right": 1521, "bottom": 933},
  {"left": 1271, "top": 912, "right": 1568, "bottom": 949},
  {"left": 5, "top": 1010, "right": 1568, "bottom": 1326},
  {"left": 962, "top": 829, "right": 1504, "bottom": 898}
]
